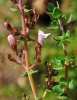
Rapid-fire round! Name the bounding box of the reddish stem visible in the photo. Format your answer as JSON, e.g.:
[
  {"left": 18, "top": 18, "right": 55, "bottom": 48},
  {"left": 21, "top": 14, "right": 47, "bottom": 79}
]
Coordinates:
[{"left": 19, "top": 0, "right": 38, "bottom": 99}]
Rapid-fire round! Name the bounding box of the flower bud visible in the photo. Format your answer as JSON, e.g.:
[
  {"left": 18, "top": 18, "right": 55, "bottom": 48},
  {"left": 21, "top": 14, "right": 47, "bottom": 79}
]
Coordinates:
[
  {"left": 12, "top": 27, "right": 21, "bottom": 36},
  {"left": 3, "top": 21, "right": 13, "bottom": 32},
  {"left": 3, "top": 21, "right": 9, "bottom": 28},
  {"left": 7, "top": 35, "right": 18, "bottom": 55},
  {"left": 38, "top": 29, "right": 50, "bottom": 46},
  {"left": 7, "top": 35, "right": 16, "bottom": 45},
  {"left": 11, "top": 0, "right": 18, "bottom": 4},
  {"left": 7, "top": 54, "right": 17, "bottom": 63}
]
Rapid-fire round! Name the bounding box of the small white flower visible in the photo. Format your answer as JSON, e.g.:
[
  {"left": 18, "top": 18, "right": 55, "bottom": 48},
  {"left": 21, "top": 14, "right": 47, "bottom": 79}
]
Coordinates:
[{"left": 38, "top": 29, "right": 50, "bottom": 46}]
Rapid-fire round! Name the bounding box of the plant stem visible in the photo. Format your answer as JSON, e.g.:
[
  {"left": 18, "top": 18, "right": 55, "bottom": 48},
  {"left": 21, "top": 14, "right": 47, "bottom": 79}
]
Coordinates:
[
  {"left": 19, "top": 0, "right": 38, "bottom": 99},
  {"left": 41, "top": 90, "right": 47, "bottom": 100},
  {"left": 58, "top": 18, "right": 69, "bottom": 82}
]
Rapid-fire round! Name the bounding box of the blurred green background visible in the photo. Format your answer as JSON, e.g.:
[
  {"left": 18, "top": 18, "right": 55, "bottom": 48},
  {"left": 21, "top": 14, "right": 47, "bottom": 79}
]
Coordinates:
[{"left": 0, "top": 0, "right": 77, "bottom": 100}]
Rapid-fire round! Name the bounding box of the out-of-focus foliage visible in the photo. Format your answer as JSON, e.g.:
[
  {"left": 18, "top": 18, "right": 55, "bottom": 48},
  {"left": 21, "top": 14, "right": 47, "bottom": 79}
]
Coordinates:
[{"left": 0, "top": 0, "right": 77, "bottom": 100}]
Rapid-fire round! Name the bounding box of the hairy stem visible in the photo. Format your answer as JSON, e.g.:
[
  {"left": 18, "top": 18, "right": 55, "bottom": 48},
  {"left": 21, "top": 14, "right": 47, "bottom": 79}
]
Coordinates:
[
  {"left": 58, "top": 18, "right": 69, "bottom": 82},
  {"left": 19, "top": 0, "right": 38, "bottom": 99}
]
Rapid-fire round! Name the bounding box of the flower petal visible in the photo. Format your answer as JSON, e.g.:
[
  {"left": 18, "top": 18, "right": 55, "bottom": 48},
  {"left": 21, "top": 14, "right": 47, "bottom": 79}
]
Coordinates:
[{"left": 38, "top": 29, "right": 50, "bottom": 45}]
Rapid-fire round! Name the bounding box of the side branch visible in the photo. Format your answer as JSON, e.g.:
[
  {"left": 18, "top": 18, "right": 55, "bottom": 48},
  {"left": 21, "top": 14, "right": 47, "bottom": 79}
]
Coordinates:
[{"left": 58, "top": 18, "right": 69, "bottom": 82}]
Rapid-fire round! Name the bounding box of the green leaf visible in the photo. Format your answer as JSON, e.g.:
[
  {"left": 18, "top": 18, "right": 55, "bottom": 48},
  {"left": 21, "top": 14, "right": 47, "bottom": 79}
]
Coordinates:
[
  {"left": 53, "top": 85, "right": 62, "bottom": 94},
  {"left": 69, "top": 79, "right": 75, "bottom": 90},
  {"left": 66, "top": 30, "right": 71, "bottom": 38},
  {"left": 53, "top": 82, "right": 59, "bottom": 86},
  {"left": 10, "top": 7, "right": 17, "bottom": 11},
  {"left": 20, "top": 36, "right": 25, "bottom": 41},
  {"left": 20, "top": 72, "right": 28, "bottom": 77},
  {"left": 60, "top": 76, "right": 67, "bottom": 88},
  {"left": 45, "top": 11, "right": 52, "bottom": 16},
  {"left": 24, "top": 9, "right": 31, "bottom": 13},
  {"left": 35, "top": 97, "right": 40, "bottom": 100},
  {"left": 60, "top": 83, "right": 66, "bottom": 89},
  {"left": 47, "top": 3, "right": 55, "bottom": 11},
  {"left": 52, "top": 67, "right": 63, "bottom": 71},
  {"left": 50, "top": 15, "right": 55, "bottom": 20},
  {"left": 28, "top": 70, "right": 38, "bottom": 75},
  {"left": 52, "top": 8, "right": 62, "bottom": 18},
  {"left": 61, "top": 15, "right": 66, "bottom": 23},
  {"left": 47, "top": 26, "right": 58, "bottom": 30},
  {"left": 54, "top": 36, "right": 63, "bottom": 41},
  {"left": 56, "top": 1, "right": 59, "bottom": 8},
  {"left": 22, "top": 98, "right": 26, "bottom": 100},
  {"left": 14, "top": 65, "right": 18, "bottom": 69},
  {"left": 58, "top": 93, "right": 68, "bottom": 100},
  {"left": 17, "top": 37, "right": 25, "bottom": 42},
  {"left": 52, "top": 58, "right": 61, "bottom": 66},
  {"left": 69, "top": 56, "right": 75, "bottom": 66},
  {"left": 62, "top": 32, "right": 66, "bottom": 38},
  {"left": 67, "top": 14, "right": 72, "bottom": 23},
  {"left": 59, "top": 40, "right": 70, "bottom": 45},
  {"left": 51, "top": 20, "right": 58, "bottom": 26},
  {"left": 61, "top": 58, "right": 66, "bottom": 65},
  {"left": 53, "top": 71, "right": 58, "bottom": 76},
  {"left": 27, "top": 36, "right": 35, "bottom": 41},
  {"left": 60, "top": 76, "right": 66, "bottom": 83},
  {"left": 46, "top": 88, "right": 52, "bottom": 92}
]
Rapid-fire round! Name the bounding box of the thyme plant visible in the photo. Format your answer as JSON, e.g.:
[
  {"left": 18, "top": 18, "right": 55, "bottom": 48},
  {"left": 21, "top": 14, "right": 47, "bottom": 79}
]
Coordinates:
[{"left": 3, "top": 0, "right": 76, "bottom": 100}]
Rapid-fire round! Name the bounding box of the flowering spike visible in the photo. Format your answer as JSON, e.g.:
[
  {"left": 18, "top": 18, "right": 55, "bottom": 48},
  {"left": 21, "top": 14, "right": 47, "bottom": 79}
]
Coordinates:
[{"left": 38, "top": 29, "right": 50, "bottom": 46}]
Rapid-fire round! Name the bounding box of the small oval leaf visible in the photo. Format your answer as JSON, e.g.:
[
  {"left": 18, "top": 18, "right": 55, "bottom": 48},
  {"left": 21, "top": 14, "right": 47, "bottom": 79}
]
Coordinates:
[
  {"left": 47, "top": 3, "right": 55, "bottom": 11},
  {"left": 14, "top": 65, "right": 18, "bottom": 69},
  {"left": 52, "top": 8, "right": 62, "bottom": 18},
  {"left": 61, "top": 58, "right": 66, "bottom": 65},
  {"left": 69, "top": 79, "right": 75, "bottom": 90},
  {"left": 47, "top": 26, "right": 58, "bottom": 30},
  {"left": 46, "top": 88, "right": 52, "bottom": 92},
  {"left": 22, "top": 98, "right": 26, "bottom": 100},
  {"left": 60, "top": 76, "right": 67, "bottom": 83},
  {"left": 59, "top": 40, "right": 70, "bottom": 46},
  {"left": 52, "top": 67, "right": 63, "bottom": 71},
  {"left": 53, "top": 85, "right": 62, "bottom": 94},
  {"left": 58, "top": 93, "right": 68, "bottom": 99},
  {"left": 52, "top": 58, "right": 61, "bottom": 66},
  {"left": 21, "top": 72, "right": 28, "bottom": 77},
  {"left": 54, "top": 36, "right": 63, "bottom": 41},
  {"left": 66, "top": 30, "right": 71, "bottom": 38},
  {"left": 10, "top": 7, "right": 17, "bottom": 11},
  {"left": 51, "top": 20, "right": 58, "bottom": 26},
  {"left": 67, "top": 14, "right": 72, "bottom": 23},
  {"left": 45, "top": 11, "right": 52, "bottom": 16},
  {"left": 28, "top": 70, "right": 38, "bottom": 75},
  {"left": 61, "top": 15, "right": 67, "bottom": 23},
  {"left": 24, "top": 9, "right": 31, "bottom": 13}
]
